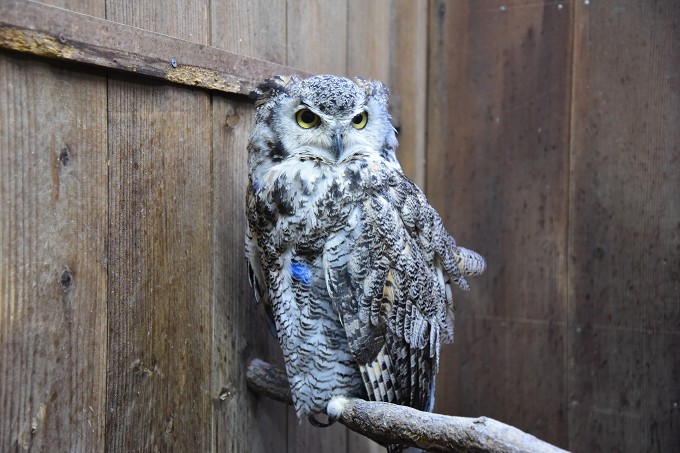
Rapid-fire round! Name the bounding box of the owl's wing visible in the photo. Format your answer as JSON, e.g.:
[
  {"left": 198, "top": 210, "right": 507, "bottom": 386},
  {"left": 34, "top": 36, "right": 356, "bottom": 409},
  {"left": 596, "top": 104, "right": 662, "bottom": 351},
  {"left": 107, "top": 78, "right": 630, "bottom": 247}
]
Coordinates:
[
  {"left": 245, "top": 196, "right": 279, "bottom": 338},
  {"left": 324, "top": 172, "right": 484, "bottom": 411}
]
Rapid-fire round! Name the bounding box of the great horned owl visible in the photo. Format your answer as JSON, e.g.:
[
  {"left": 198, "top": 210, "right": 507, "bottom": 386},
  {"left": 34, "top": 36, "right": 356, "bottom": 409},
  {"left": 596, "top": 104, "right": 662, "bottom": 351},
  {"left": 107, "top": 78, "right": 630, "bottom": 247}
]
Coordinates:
[{"left": 245, "top": 75, "right": 485, "bottom": 430}]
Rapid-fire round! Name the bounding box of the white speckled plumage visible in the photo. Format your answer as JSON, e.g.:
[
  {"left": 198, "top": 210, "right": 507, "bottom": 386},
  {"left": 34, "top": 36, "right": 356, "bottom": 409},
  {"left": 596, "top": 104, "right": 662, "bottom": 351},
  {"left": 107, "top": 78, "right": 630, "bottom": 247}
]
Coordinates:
[{"left": 245, "top": 75, "right": 485, "bottom": 434}]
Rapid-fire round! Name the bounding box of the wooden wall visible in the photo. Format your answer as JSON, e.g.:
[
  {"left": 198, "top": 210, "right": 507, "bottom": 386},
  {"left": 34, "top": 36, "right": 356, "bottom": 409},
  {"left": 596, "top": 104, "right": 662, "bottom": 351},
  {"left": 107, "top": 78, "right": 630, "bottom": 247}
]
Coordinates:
[
  {"left": 0, "top": 1, "right": 678, "bottom": 452},
  {"left": 428, "top": 1, "right": 680, "bottom": 452}
]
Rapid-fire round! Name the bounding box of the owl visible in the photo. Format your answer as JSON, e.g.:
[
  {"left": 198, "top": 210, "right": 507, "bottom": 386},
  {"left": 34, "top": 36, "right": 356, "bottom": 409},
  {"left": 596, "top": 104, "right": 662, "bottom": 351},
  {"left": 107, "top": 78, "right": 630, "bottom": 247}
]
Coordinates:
[{"left": 245, "top": 75, "right": 485, "bottom": 434}]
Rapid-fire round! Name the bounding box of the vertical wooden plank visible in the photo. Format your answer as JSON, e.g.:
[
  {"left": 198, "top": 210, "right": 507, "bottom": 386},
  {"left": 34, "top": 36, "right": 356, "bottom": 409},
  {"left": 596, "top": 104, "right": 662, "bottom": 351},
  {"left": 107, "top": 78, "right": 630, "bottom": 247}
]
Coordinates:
[
  {"left": 387, "top": 0, "right": 429, "bottom": 188},
  {"left": 347, "top": 0, "right": 390, "bottom": 81},
  {"left": 346, "top": 0, "right": 430, "bottom": 186},
  {"left": 211, "top": 96, "right": 289, "bottom": 453},
  {"left": 427, "top": 0, "right": 572, "bottom": 447},
  {"left": 568, "top": 1, "right": 680, "bottom": 451},
  {"left": 210, "top": 2, "right": 290, "bottom": 451},
  {"left": 288, "top": 419, "right": 350, "bottom": 453},
  {"left": 40, "top": 0, "right": 104, "bottom": 16},
  {"left": 105, "top": 0, "right": 208, "bottom": 44},
  {"left": 347, "top": 0, "right": 429, "bottom": 187},
  {"left": 211, "top": 0, "right": 287, "bottom": 64},
  {"left": 287, "top": 0, "right": 348, "bottom": 75},
  {"left": 105, "top": 77, "right": 213, "bottom": 451},
  {"left": 105, "top": 1, "right": 213, "bottom": 451},
  {"left": 0, "top": 55, "right": 108, "bottom": 451}
]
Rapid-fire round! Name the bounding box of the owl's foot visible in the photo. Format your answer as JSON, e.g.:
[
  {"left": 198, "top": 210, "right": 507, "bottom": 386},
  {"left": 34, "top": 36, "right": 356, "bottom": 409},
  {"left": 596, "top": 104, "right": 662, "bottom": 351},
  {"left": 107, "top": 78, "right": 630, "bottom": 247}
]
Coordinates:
[
  {"left": 308, "top": 397, "right": 348, "bottom": 427},
  {"left": 308, "top": 413, "right": 337, "bottom": 428}
]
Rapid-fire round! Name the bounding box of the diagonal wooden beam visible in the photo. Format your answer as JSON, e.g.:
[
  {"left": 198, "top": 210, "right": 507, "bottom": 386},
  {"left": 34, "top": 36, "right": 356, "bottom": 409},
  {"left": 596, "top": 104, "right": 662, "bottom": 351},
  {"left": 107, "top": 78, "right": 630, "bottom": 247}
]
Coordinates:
[{"left": 0, "top": 0, "right": 308, "bottom": 95}]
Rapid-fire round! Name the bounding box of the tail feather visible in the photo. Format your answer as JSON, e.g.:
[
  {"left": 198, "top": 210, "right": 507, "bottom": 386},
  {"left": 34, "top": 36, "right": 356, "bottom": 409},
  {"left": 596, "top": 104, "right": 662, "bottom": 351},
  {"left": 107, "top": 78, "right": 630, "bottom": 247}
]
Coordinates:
[{"left": 359, "top": 348, "right": 400, "bottom": 403}]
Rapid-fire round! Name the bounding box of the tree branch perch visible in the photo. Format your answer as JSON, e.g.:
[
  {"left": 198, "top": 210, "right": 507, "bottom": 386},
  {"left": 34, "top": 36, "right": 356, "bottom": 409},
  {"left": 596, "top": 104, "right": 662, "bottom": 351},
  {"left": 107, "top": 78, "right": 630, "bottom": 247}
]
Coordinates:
[{"left": 246, "top": 359, "right": 569, "bottom": 453}]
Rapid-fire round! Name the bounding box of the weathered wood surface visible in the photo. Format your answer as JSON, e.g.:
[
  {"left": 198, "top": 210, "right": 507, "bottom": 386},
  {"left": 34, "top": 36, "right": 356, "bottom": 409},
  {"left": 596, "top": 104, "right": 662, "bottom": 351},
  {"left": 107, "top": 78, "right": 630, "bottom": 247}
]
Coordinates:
[
  {"left": 212, "top": 95, "right": 289, "bottom": 453},
  {"left": 211, "top": 0, "right": 287, "bottom": 65},
  {"left": 0, "top": 0, "right": 306, "bottom": 95},
  {"left": 247, "top": 359, "right": 570, "bottom": 453},
  {"left": 427, "top": 0, "right": 572, "bottom": 447},
  {"left": 387, "top": 0, "right": 429, "bottom": 189},
  {"left": 346, "top": 0, "right": 428, "bottom": 189},
  {"left": 567, "top": 1, "right": 680, "bottom": 451},
  {"left": 287, "top": 0, "right": 349, "bottom": 76},
  {"left": 0, "top": 53, "right": 108, "bottom": 451},
  {"left": 104, "top": 0, "right": 213, "bottom": 450},
  {"left": 211, "top": 2, "right": 293, "bottom": 452},
  {"left": 210, "top": 5, "right": 289, "bottom": 448}
]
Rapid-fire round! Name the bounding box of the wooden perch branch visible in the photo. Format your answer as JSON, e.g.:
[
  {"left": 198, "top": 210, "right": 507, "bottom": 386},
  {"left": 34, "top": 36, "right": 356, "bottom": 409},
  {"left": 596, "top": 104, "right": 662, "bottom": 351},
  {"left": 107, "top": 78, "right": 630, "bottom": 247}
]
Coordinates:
[{"left": 246, "top": 359, "right": 569, "bottom": 453}]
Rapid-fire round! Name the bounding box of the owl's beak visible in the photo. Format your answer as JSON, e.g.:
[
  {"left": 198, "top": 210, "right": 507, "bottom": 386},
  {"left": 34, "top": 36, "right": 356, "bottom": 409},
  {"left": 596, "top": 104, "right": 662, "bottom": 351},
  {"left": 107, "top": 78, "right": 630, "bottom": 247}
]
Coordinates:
[{"left": 332, "top": 129, "right": 344, "bottom": 159}]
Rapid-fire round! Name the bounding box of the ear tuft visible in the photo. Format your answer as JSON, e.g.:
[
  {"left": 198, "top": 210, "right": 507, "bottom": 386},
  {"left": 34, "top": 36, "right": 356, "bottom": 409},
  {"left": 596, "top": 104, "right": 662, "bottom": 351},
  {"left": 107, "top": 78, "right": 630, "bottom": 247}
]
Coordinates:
[
  {"left": 354, "top": 77, "right": 389, "bottom": 101},
  {"left": 250, "top": 75, "right": 300, "bottom": 106}
]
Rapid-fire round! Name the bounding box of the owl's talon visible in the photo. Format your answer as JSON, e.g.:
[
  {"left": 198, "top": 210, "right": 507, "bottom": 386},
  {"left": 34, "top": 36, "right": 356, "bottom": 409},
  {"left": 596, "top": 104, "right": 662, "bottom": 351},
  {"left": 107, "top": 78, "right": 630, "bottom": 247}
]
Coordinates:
[{"left": 308, "top": 413, "right": 336, "bottom": 428}]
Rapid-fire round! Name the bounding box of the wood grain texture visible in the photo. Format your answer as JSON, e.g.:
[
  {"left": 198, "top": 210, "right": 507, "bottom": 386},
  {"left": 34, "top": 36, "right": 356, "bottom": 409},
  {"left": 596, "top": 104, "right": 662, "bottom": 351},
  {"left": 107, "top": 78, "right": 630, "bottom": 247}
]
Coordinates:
[
  {"left": 347, "top": 0, "right": 390, "bottom": 82},
  {"left": 41, "top": 0, "right": 104, "bottom": 16},
  {"left": 210, "top": 3, "right": 290, "bottom": 451},
  {"left": 568, "top": 1, "right": 680, "bottom": 451},
  {"left": 211, "top": 96, "right": 289, "bottom": 453},
  {"left": 211, "top": 0, "right": 287, "bottom": 65},
  {"left": 387, "top": 0, "right": 429, "bottom": 188},
  {"left": 438, "top": 317, "right": 566, "bottom": 440},
  {"left": 288, "top": 408, "right": 349, "bottom": 453},
  {"left": 346, "top": 0, "right": 428, "bottom": 188},
  {"left": 426, "top": 0, "right": 572, "bottom": 448},
  {"left": 106, "top": 0, "right": 208, "bottom": 45},
  {"left": 0, "top": 54, "right": 108, "bottom": 451},
  {"left": 105, "top": 74, "right": 213, "bottom": 452},
  {"left": 287, "top": 0, "right": 349, "bottom": 75},
  {"left": 0, "top": 1, "right": 304, "bottom": 96},
  {"left": 104, "top": 1, "right": 213, "bottom": 451}
]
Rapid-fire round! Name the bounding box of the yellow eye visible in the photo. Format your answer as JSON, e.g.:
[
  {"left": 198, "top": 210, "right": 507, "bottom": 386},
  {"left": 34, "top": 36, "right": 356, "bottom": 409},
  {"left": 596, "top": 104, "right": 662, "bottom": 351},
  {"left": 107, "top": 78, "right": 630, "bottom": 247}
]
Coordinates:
[
  {"left": 351, "top": 111, "right": 368, "bottom": 129},
  {"left": 295, "top": 109, "right": 320, "bottom": 129}
]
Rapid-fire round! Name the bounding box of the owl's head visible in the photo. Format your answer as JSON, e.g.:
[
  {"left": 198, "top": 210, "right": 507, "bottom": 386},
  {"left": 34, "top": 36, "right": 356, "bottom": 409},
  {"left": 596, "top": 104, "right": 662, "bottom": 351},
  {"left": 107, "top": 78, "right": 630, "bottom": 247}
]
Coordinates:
[{"left": 248, "top": 75, "right": 398, "bottom": 168}]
